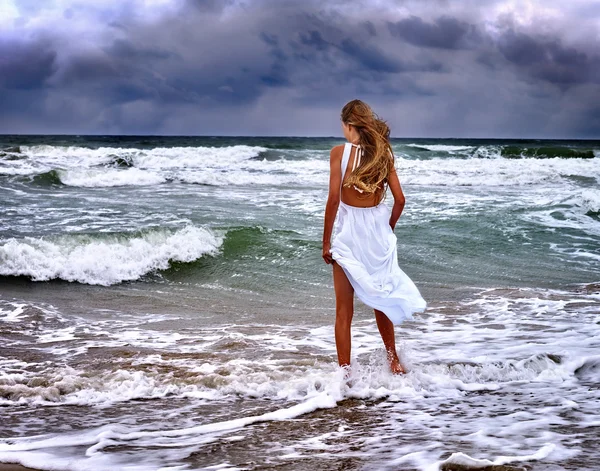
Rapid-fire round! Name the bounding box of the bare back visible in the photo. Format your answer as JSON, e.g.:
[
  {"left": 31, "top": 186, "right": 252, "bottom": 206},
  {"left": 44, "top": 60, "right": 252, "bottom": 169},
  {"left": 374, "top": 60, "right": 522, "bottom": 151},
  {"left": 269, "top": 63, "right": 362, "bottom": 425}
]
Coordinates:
[{"left": 341, "top": 144, "right": 384, "bottom": 208}]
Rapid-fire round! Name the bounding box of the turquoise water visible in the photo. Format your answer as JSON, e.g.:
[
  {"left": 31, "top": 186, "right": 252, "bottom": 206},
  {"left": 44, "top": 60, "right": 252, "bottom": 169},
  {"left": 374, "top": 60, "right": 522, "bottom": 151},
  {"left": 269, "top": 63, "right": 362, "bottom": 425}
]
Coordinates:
[{"left": 0, "top": 136, "right": 599, "bottom": 470}]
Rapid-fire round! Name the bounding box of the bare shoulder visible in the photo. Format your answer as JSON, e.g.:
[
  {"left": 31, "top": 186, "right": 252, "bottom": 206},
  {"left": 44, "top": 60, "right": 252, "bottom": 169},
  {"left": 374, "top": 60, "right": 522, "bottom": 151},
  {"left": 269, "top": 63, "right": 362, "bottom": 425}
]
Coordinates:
[
  {"left": 329, "top": 144, "right": 344, "bottom": 162},
  {"left": 388, "top": 150, "right": 397, "bottom": 173}
]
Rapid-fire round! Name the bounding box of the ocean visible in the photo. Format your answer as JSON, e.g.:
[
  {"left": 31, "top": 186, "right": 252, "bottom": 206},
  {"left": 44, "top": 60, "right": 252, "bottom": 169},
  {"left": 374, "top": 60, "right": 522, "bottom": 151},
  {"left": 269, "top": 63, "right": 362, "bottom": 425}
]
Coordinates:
[{"left": 0, "top": 135, "right": 599, "bottom": 471}]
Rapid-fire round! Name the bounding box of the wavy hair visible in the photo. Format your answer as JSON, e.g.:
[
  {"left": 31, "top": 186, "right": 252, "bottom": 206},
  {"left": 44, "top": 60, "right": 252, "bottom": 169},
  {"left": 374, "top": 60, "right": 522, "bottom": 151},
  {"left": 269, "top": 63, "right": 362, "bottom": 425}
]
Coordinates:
[{"left": 340, "top": 99, "right": 394, "bottom": 198}]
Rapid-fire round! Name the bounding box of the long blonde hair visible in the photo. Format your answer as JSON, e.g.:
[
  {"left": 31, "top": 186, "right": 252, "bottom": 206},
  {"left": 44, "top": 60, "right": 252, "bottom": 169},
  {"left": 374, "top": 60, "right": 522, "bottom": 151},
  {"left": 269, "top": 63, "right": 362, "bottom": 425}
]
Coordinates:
[{"left": 341, "top": 99, "right": 394, "bottom": 198}]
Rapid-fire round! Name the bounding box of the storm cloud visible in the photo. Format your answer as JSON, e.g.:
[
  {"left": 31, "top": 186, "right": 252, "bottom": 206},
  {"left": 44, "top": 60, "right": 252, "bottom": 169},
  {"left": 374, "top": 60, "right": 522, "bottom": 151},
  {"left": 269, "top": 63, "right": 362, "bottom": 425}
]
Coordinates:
[
  {"left": 0, "top": 0, "right": 598, "bottom": 137},
  {"left": 388, "top": 16, "right": 477, "bottom": 50}
]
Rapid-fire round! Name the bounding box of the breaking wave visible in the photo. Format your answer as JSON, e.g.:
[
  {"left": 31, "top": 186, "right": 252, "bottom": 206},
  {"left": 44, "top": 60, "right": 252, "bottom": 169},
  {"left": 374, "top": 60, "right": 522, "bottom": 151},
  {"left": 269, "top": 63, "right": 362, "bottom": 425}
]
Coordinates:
[{"left": 0, "top": 226, "right": 222, "bottom": 285}]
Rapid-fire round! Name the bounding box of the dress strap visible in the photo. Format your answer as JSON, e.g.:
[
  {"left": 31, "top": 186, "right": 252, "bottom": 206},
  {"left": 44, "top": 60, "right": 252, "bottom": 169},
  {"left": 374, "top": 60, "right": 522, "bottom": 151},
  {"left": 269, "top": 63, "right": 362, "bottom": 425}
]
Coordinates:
[
  {"left": 340, "top": 143, "right": 351, "bottom": 191},
  {"left": 352, "top": 145, "right": 362, "bottom": 172}
]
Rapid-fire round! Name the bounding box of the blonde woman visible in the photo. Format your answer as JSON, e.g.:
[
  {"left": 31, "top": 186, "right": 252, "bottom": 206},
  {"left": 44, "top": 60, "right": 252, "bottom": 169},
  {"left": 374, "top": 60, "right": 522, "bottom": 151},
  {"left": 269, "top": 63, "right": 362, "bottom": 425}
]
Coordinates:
[{"left": 322, "top": 99, "right": 426, "bottom": 374}]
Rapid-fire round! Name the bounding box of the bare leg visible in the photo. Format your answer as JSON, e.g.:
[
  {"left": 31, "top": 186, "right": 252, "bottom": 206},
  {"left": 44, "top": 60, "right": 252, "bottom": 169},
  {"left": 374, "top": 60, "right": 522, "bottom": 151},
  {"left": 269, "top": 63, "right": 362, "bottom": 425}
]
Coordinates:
[
  {"left": 333, "top": 263, "right": 354, "bottom": 367},
  {"left": 374, "top": 310, "right": 405, "bottom": 374}
]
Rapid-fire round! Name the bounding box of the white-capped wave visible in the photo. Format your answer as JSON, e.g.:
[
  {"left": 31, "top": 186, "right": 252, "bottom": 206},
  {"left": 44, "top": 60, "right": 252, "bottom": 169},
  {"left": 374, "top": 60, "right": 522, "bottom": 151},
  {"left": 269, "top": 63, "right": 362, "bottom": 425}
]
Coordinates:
[
  {"left": 171, "top": 156, "right": 328, "bottom": 186},
  {"left": 7, "top": 143, "right": 330, "bottom": 186},
  {"left": 472, "top": 145, "right": 503, "bottom": 159},
  {"left": 1, "top": 145, "right": 123, "bottom": 176},
  {"left": 576, "top": 189, "right": 600, "bottom": 214},
  {"left": 6, "top": 145, "right": 267, "bottom": 177},
  {"left": 0, "top": 226, "right": 222, "bottom": 285},
  {"left": 406, "top": 143, "right": 475, "bottom": 152},
  {"left": 179, "top": 171, "right": 296, "bottom": 186},
  {"left": 398, "top": 156, "right": 600, "bottom": 186},
  {"left": 19, "top": 145, "right": 117, "bottom": 167},
  {"left": 58, "top": 168, "right": 165, "bottom": 187},
  {"left": 132, "top": 145, "right": 266, "bottom": 169},
  {"left": 0, "top": 162, "right": 43, "bottom": 176},
  {"left": 6, "top": 144, "right": 598, "bottom": 191}
]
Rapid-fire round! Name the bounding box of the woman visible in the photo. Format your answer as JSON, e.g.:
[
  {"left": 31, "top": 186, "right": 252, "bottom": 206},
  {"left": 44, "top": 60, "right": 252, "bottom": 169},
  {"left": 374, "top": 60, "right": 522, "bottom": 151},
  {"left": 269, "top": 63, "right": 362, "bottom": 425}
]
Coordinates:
[{"left": 322, "top": 99, "right": 426, "bottom": 375}]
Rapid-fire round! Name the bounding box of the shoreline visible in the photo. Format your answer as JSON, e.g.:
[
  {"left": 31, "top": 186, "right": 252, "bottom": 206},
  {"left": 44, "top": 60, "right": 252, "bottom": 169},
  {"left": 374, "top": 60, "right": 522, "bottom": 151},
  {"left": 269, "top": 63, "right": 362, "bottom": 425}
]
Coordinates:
[{"left": 0, "top": 465, "right": 41, "bottom": 471}]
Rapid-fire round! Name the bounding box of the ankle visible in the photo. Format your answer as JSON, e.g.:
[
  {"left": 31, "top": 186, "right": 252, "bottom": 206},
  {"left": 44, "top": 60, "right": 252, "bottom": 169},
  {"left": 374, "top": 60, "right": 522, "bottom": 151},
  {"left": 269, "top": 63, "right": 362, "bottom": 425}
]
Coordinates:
[{"left": 386, "top": 349, "right": 399, "bottom": 362}]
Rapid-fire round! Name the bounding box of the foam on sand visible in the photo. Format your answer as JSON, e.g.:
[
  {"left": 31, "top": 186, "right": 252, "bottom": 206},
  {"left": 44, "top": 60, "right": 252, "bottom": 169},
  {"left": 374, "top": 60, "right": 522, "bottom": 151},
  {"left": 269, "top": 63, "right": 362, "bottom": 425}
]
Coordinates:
[
  {"left": 0, "top": 390, "right": 338, "bottom": 470},
  {"left": 438, "top": 444, "right": 556, "bottom": 469},
  {"left": 1, "top": 286, "right": 598, "bottom": 469}
]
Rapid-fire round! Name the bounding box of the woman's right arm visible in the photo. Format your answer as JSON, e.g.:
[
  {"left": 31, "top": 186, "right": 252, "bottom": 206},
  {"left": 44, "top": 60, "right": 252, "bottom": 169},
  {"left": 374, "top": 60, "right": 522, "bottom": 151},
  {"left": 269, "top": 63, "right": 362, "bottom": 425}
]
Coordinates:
[
  {"left": 388, "top": 165, "right": 406, "bottom": 231},
  {"left": 322, "top": 146, "right": 343, "bottom": 264}
]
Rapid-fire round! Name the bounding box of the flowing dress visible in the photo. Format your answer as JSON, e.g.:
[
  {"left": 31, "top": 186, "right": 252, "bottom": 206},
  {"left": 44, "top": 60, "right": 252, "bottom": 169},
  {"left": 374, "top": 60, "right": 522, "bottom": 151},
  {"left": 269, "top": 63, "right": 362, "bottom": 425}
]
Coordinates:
[{"left": 330, "top": 142, "right": 426, "bottom": 325}]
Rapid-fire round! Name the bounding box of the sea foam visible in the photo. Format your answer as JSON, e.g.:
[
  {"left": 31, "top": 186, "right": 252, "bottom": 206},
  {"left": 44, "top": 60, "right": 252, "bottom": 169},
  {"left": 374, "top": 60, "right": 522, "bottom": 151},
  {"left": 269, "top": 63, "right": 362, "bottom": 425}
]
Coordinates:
[
  {"left": 58, "top": 168, "right": 165, "bottom": 187},
  {"left": 398, "top": 156, "right": 600, "bottom": 186},
  {"left": 6, "top": 143, "right": 598, "bottom": 188},
  {"left": 577, "top": 189, "right": 600, "bottom": 214},
  {"left": 406, "top": 144, "right": 476, "bottom": 153}
]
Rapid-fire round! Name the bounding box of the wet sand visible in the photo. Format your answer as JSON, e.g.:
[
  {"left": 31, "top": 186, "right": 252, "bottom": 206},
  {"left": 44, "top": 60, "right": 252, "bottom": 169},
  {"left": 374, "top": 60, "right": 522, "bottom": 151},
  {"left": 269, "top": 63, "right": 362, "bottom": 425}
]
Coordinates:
[{"left": 0, "top": 465, "right": 40, "bottom": 471}]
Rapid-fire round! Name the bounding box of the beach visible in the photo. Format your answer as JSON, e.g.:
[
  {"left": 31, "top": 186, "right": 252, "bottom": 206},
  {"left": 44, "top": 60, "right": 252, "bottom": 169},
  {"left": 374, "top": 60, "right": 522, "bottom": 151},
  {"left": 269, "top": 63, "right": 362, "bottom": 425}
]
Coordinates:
[
  {"left": 0, "top": 465, "right": 39, "bottom": 471},
  {"left": 1, "top": 136, "right": 599, "bottom": 470}
]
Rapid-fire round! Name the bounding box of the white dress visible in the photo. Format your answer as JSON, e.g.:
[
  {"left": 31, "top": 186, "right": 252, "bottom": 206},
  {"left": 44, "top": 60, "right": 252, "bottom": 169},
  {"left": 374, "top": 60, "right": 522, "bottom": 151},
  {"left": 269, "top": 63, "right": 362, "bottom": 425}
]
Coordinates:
[{"left": 330, "top": 142, "right": 426, "bottom": 325}]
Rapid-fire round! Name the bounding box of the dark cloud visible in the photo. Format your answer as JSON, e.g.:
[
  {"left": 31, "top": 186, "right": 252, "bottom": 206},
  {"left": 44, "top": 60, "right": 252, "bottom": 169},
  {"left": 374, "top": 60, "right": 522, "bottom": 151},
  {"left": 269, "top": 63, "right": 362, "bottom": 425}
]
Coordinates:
[
  {"left": 498, "top": 30, "right": 600, "bottom": 86},
  {"left": 260, "top": 32, "right": 279, "bottom": 47},
  {"left": 0, "top": 1, "right": 598, "bottom": 137},
  {"left": 58, "top": 53, "right": 120, "bottom": 84},
  {"left": 363, "top": 21, "right": 377, "bottom": 37},
  {"left": 0, "top": 38, "right": 57, "bottom": 89},
  {"left": 299, "top": 30, "right": 329, "bottom": 51},
  {"left": 578, "top": 106, "right": 600, "bottom": 136},
  {"left": 388, "top": 16, "right": 476, "bottom": 49},
  {"left": 108, "top": 39, "right": 175, "bottom": 61},
  {"left": 260, "top": 41, "right": 290, "bottom": 87},
  {"left": 339, "top": 38, "right": 404, "bottom": 73},
  {"left": 184, "top": 0, "right": 233, "bottom": 13},
  {"left": 498, "top": 31, "right": 546, "bottom": 65}
]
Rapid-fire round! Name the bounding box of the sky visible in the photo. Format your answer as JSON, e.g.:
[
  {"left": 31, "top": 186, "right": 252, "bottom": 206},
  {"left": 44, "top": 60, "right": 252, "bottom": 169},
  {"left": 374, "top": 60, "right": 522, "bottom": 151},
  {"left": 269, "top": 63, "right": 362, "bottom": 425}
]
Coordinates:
[{"left": 0, "top": 0, "right": 599, "bottom": 138}]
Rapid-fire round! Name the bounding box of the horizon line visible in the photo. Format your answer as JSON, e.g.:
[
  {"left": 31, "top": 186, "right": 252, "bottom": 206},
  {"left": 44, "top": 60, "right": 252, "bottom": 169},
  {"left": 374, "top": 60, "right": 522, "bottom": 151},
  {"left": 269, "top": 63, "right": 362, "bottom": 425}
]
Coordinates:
[{"left": 1, "top": 133, "right": 599, "bottom": 141}]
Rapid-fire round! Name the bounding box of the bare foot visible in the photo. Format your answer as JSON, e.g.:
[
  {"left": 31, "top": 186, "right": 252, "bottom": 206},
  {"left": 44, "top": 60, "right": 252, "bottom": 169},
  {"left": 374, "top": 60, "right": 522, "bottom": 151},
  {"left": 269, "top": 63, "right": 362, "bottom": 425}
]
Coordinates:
[
  {"left": 340, "top": 364, "right": 355, "bottom": 386},
  {"left": 390, "top": 358, "right": 406, "bottom": 375},
  {"left": 387, "top": 352, "right": 406, "bottom": 375}
]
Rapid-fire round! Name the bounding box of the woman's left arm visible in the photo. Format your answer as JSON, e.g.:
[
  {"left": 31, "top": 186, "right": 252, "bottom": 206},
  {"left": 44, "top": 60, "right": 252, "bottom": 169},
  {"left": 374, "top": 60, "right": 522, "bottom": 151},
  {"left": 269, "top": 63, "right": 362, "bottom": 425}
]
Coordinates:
[
  {"left": 388, "top": 166, "right": 406, "bottom": 231},
  {"left": 322, "top": 146, "right": 343, "bottom": 264}
]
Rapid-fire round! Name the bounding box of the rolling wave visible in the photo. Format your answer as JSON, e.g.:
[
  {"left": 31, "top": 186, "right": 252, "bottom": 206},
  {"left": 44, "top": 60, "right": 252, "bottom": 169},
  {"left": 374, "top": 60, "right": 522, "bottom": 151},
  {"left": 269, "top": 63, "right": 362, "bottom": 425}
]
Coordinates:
[
  {"left": 501, "top": 146, "right": 595, "bottom": 159},
  {"left": 401, "top": 143, "right": 597, "bottom": 160},
  {"left": 31, "top": 169, "right": 62, "bottom": 186},
  {"left": 405, "top": 144, "right": 476, "bottom": 153},
  {"left": 30, "top": 168, "right": 165, "bottom": 187},
  {"left": 398, "top": 155, "right": 600, "bottom": 186},
  {"left": 1, "top": 142, "right": 597, "bottom": 188},
  {"left": 0, "top": 146, "right": 21, "bottom": 153},
  {"left": 18, "top": 144, "right": 267, "bottom": 168},
  {"left": 0, "top": 226, "right": 222, "bottom": 285}
]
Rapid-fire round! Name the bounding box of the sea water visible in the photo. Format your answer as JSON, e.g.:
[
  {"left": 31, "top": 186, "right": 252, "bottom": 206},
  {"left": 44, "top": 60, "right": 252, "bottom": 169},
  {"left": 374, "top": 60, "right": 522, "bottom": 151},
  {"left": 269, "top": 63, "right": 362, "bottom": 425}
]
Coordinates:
[{"left": 0, "top": 136, "right": 599, "bottom": 470}]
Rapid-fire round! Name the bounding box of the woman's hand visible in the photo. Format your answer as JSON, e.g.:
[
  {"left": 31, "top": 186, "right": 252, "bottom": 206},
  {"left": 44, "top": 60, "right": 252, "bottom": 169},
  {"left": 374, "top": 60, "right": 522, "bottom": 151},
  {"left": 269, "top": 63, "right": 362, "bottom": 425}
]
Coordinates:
[{"left": 322, "top": 243, "right": 333, "bottom": 264}]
